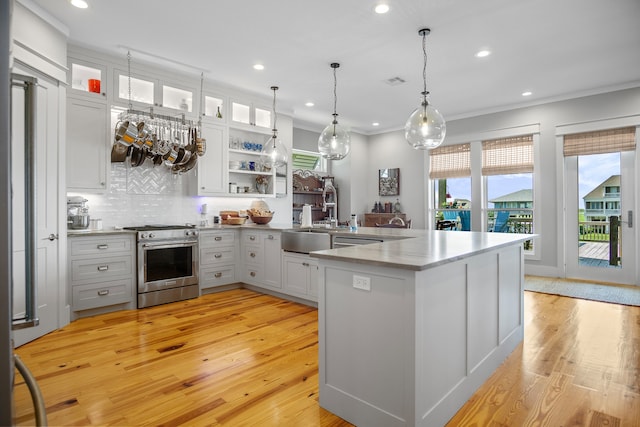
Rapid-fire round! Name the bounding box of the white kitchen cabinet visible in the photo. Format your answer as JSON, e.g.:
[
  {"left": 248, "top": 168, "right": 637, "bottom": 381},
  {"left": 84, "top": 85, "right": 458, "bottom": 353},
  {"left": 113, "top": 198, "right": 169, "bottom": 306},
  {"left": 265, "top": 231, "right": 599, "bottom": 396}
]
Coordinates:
[
  {"left": 68, "top": 233, "right": 136, "bottom": 320},
  {"left": 227, "top": 127, "right": 276, "bottom": 197},
  {"left": 230, "top": 98, "right": 271, "bottom": 130},
  {"left": 283, "top": 252, "right": 319, "bottom": 301},
  {"left": 194, "top": 123, "right": 227, "bottom": 195},
  {"left": 241, "top": 230, "right": 281, "bottom": 290},
  {"left": 199, "top": 229, "right": 238, "bottom": 292},
  {"left": 202, "top": 92, "right": 227, "bottom": 124},
  {"left": 66, "top": 96, "right": 109, "bottom": 192},
  {"left": 68, "top": 57, "right": 108, "bottom": 99}
]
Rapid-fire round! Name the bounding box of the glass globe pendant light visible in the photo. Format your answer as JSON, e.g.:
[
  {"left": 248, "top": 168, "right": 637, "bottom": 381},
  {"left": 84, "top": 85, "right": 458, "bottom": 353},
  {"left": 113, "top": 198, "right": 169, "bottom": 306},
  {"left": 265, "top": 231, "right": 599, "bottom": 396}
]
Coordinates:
[
  {"left": 260, "top": 86, "right": 288, "bottom": 169},
  {"left": 318, "top": 63, "right": 350, "bottom": 160},
  {"left": 404, "top": 28, "right": 446, "bottom": 149}
]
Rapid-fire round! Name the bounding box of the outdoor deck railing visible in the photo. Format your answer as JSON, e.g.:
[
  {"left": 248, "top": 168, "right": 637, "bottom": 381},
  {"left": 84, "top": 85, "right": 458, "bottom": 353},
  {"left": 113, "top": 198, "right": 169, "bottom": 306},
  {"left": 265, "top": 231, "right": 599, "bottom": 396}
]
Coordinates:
[{"left": 579, "top": 220, "right": 610, "bottom": 241}]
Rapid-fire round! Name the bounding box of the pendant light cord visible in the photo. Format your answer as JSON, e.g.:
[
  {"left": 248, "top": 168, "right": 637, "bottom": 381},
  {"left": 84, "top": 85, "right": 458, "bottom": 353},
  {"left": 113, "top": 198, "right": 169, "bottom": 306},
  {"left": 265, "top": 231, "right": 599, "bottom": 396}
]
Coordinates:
[
  {"left": 422, "top": 31, "right": 428, "bottom": 99},
  {"left": 332, "top": 66, "right": 338, "bottom": 117},
  {"left": 272, "top": 87, "right": 278, "bottom": 132}
]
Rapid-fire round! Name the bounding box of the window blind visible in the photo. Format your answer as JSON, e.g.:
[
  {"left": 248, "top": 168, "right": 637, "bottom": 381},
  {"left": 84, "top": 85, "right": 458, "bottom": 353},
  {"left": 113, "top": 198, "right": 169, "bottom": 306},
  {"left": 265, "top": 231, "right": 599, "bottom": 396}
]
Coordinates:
[
  {"left": 429, "top": 143, "right": 471, "bottom": 179},
  {"left": 563, "top": 126, "right": 636, "bottom": 157},
  {"left": 482, "top": 135, "right": 533, "bottom": 176}
]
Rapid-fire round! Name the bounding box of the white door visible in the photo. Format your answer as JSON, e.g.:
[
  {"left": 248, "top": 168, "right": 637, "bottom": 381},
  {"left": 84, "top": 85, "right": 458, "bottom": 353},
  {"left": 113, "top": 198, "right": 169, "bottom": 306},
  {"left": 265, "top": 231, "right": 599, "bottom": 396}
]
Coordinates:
[
  {"left": 12, "top": 65, "right": 60, "bottom": 346},
  {"left": 565, "top": 149, "right": 637, "bottom": 285}
]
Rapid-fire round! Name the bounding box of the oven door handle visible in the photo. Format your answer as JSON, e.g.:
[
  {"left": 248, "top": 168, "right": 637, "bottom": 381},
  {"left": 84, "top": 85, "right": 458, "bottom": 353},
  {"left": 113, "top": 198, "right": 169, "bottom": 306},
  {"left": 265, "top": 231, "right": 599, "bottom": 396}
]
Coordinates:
[{"left": 141, "top": 241, "right": 197, "bottom": 250}]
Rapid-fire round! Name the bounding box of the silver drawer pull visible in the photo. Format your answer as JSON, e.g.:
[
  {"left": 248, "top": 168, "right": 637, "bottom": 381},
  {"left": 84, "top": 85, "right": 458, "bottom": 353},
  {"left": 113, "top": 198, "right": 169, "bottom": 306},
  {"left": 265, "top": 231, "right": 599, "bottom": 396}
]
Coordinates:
[
  {"left": 97, "top": 244, "right": 109, "bottom": 250},
  {"left": 214, "top": 253, "right": 222, "bottom": 258},
  {"left": 214, "top": 236, "right": 223, "bottom": 241},
  {"left": 214, "top": 272, "right": 223, "bottom": 278},
  {"left": 97, "top": 289, "right": 109, "bottom": 296},
  {"left": 97, "top": 265, "right": 109, "bottom": 271},
  {"left": 250, "top": 271, "right": 256, "bottom": 277},
  {"left": 250, "top": 252, "right": 256, "bottom": 258},
  {"left": 249, "top": 236, "right": 256, "bottom": 241}
]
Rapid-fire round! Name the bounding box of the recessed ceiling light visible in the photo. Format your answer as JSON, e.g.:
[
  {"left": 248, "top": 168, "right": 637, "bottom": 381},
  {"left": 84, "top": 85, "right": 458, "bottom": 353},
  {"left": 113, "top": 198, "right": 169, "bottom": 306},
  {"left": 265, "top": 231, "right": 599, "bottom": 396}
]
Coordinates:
[
  {"left": 522, "top": 91, "right": 533, "bottom": 97},
  {"left": 475, "top": 50, "right": 491, "bottom": 58},
  {"left": 253, "top": 64, "right": 264, "bottom": 71},
  {"left": 372, "top": 122, "right": 380, "bottom": 126},
  {"left": 375, "top": 4, "right": 389, "bottom": 14},
  {"left": 305, "top": 102, "right": 314, "bottom": 107},
  {"left": 70, "top": 0, "right": 88, "bottom": 8}
]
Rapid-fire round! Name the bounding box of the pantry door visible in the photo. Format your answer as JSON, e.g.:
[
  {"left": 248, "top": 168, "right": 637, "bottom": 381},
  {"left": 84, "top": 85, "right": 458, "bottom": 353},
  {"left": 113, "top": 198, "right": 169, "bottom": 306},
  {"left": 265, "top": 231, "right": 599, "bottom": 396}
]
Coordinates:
[{"left": 563, "top": 126, "right": 637, "bottom": 286}]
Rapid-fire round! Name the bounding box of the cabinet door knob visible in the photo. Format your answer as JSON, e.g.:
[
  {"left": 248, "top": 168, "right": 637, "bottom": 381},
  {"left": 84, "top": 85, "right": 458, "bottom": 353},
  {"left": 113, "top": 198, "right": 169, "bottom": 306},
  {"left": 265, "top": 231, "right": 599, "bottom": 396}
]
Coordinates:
[
  {"left": 46, "top": 233, "right": 59, "bottom": 241},
  {"left": 97, "top": 265, "right": 109, "bottom": 271},
  {"left": 97, "top": 289, "right": 109, "bottom": 296},
  {"left": 249, "top": 236, "right": 256, "bottom": 241},
  {"left": 214, "top": 236, "right": 222, "bottom": 241},
  {"left": 250, "top": 252, "right": 256, "bottom": 258},
  {"left": 214, "top": 253, "right": 222, "bottom": 258},
  {"left": 268, "top": 235, "right": 274, "bottom": 240},
  {"left": 250, "top": 271, "right": 256, "bottom": 277},
  {"left": 302, "top": 262, "right": 309, "bottom": 267}
]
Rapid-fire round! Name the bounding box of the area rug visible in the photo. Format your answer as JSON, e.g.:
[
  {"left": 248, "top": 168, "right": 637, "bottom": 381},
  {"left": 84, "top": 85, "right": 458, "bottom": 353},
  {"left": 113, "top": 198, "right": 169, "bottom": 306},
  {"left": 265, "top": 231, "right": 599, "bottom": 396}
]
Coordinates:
[{"left": 524, "top": 275, "right": 640, "bottom": 306}]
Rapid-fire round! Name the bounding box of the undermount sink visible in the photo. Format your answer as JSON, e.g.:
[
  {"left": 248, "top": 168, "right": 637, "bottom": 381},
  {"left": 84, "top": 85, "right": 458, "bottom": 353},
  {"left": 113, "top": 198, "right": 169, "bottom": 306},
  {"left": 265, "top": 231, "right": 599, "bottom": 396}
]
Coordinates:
[{"left": 282, "top": 229, "right": 331, "bottom": 254}]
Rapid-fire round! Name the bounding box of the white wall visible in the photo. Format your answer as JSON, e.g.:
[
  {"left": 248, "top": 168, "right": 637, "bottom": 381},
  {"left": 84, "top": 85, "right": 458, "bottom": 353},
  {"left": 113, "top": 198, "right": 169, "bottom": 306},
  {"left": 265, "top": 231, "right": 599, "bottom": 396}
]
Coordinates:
[{"left": 366, "top": 132, "right": 428, "bottom": 229}]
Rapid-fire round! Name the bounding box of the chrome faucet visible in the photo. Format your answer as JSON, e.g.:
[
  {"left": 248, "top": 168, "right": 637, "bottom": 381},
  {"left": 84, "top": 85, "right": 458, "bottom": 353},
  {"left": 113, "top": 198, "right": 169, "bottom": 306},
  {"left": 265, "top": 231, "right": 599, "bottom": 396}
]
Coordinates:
[{"left": 322, "top": 177, "right": 337, "bottom": 227}]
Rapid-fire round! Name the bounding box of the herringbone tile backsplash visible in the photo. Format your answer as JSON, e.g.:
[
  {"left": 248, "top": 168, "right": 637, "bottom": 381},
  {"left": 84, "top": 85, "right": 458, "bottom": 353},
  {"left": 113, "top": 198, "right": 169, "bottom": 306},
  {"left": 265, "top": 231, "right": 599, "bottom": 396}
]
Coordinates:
[{"left": 74, "top": 164, "right": 261, "bottom": 228}]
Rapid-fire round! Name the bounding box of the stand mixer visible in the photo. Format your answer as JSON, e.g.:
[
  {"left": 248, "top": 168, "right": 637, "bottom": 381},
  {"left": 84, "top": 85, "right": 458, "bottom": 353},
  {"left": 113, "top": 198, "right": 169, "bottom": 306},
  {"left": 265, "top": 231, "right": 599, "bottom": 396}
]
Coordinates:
[{"left": 67, "top": 196, "right": 90, "bottom": 229}]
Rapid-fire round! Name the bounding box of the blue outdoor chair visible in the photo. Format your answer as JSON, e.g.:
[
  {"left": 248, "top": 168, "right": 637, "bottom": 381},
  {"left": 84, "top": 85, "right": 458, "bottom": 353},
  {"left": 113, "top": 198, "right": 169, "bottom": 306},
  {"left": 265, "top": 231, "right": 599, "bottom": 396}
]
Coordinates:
[
  {"left": 492, "top": 211, "right": 510, "bottom": 232},
  {"left": 442, "top": 210, "right": 458, "bottom": 221},
  {"left": 458, "top": 210, "right": 471, "bottom": 231}
]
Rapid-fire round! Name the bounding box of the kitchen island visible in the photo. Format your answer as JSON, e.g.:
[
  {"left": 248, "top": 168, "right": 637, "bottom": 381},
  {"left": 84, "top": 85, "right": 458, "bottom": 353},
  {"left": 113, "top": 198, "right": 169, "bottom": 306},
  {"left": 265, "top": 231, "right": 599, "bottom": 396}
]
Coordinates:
[{"left": 310, "top": 229, "right": 531, "bottom": 427}]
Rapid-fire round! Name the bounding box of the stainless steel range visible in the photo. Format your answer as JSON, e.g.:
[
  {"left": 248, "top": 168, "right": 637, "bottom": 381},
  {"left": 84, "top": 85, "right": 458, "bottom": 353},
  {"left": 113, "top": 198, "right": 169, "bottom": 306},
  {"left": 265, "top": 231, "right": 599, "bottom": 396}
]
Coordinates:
[{"left": 124, "top": 225, "right": 199, "bottom": 308}]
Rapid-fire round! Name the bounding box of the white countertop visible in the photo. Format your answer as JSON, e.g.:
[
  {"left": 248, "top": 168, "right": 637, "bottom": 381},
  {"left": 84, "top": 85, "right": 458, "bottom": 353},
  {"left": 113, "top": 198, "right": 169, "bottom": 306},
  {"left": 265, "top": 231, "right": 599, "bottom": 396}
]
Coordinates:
[{"left": 309, "top": 228, "right": 533, "bottom": 271}]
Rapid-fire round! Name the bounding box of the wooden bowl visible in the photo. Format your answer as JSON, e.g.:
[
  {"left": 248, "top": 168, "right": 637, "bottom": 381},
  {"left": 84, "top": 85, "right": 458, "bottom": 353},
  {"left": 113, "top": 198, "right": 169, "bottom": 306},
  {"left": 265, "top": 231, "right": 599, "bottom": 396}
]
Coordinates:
[
  {"left": 249, "top": 215, "right": 273, "bottom": 224},
  {"left": 226, "top": 217, "right": 246, "bottom": 225}
]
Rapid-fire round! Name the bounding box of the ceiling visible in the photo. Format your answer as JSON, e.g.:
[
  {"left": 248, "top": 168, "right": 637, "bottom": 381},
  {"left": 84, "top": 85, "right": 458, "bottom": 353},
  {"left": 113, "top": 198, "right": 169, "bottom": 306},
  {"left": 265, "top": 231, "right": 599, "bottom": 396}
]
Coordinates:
[{"left": 30, "top": 0, "right": 640, "bottom": 135}]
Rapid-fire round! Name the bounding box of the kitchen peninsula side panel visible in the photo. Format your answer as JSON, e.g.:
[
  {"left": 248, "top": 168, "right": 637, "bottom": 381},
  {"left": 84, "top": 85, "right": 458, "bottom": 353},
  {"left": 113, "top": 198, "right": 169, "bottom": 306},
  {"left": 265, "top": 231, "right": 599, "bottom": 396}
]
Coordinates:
[{"left": 318, "top": 244, "right": 524, "bottom": 427}]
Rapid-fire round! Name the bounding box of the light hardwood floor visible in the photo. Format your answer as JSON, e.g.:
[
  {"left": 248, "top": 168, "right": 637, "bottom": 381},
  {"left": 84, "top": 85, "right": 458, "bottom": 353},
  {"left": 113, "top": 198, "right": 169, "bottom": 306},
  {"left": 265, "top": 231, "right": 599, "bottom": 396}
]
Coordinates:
[{"left": 14, "top": 288, "right": 640, "bottom": 426}]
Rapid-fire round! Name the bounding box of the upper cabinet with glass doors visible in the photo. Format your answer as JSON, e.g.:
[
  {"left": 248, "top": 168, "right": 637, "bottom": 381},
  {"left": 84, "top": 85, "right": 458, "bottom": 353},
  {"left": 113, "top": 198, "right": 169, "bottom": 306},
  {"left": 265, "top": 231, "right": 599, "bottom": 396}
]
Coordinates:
[
  {"left": 230, "top": 98, "right": 271, "bottom": 132},
  {"left": 201, "top": 92, "right": 227, "bottom": 124},
  {"left": 69, "top": 57, "right": 107, "bottom": 100},
  {"left": 113, "top": 69, "right": 197, "bottom": 117}
]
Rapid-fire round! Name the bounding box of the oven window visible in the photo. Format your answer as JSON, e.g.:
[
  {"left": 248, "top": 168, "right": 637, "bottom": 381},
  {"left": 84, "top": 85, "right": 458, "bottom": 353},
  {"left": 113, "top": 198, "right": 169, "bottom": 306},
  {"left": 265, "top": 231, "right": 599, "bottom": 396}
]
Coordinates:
[{"left": 145, "top": 246, "right": 193, "bottom": 282}]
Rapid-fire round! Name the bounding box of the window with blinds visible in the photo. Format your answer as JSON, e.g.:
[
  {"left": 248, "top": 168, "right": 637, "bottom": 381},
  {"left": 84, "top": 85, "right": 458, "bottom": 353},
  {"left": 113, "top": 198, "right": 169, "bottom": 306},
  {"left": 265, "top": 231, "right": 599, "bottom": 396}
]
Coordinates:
[
  {"left": 563, "top": 127, "right": 636, "bottom": 157},
  {"left": 429, "top": 143, "right": 471, "bottom": 179},
  {"left": 482, "top": 135, "right": 533, "bottom": 176}
]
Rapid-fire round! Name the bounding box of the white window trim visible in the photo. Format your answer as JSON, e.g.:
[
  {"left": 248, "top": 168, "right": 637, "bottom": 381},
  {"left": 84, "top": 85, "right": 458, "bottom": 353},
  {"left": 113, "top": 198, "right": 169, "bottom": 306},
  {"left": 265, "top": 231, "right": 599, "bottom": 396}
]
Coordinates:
[{"left": 427, "top": 123, "right": 541, "bottom": 260}]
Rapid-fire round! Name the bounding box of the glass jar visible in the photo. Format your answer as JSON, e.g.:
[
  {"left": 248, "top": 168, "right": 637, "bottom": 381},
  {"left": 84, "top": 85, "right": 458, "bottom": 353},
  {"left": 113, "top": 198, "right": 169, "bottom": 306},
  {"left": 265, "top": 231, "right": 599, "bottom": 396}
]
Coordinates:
[{"left": 229, "top": 182, "right": 237, "bottom": 193}]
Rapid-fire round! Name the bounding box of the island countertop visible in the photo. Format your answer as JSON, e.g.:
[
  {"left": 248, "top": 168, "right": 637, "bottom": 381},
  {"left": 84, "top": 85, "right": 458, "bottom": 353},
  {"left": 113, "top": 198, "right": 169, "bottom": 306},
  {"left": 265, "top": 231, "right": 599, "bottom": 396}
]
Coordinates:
[{"left": 309, "top": 228, "right": 532, "bottom": 271}]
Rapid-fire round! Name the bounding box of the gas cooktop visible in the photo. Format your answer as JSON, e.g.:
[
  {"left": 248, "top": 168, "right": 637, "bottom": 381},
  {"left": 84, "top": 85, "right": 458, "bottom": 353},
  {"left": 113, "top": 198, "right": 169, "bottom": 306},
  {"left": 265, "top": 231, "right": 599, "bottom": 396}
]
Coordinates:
[{"left": 123, "top": 224, "right": 196, "bottom": 231}]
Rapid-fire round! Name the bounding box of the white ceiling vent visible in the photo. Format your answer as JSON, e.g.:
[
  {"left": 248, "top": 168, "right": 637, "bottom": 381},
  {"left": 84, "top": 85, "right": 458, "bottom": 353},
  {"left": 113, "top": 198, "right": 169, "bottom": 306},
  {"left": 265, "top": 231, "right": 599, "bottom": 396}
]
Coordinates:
[{"left": 384, "top": 77, "right": 406, "bottom": 86}]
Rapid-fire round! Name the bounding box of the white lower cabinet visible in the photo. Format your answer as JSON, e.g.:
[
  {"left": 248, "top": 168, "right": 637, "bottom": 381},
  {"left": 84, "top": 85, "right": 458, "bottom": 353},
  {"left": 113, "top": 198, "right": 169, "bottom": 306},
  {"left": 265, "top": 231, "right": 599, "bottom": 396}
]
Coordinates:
[
  {"left": 199, "top": 229, "right": 238, "bottom": 292},
  {"left": 241, "top": 230, "right": 282, "bottom": 290},
  {"left": 68, "top": 233, "right": 136, "bottom": 319},
  {"left": 283, "top": 253, "right": 319, "bottom": 302}
]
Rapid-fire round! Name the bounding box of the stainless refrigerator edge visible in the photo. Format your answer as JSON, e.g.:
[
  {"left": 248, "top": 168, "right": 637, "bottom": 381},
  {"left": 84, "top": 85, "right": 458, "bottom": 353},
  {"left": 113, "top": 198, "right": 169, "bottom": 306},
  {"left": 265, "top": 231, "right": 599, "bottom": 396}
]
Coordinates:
[{"left": 2, "top": 0, "right": 47, "bottom": 424}]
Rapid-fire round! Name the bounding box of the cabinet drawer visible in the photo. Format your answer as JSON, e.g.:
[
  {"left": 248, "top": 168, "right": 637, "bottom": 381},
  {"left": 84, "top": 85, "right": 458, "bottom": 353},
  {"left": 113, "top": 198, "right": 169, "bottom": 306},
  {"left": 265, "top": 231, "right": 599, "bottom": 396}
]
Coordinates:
[
  {"left": 200, "top": 246, "right": 235, "bottom": 265},
  {"left": 243, "top": 245, "right": 262, "bottom": 265},
  {"left": 242, "top": 265, "right": 263, "bottom": 283},
  {"left": 71, "top": 255, "right": 134, "bottom": 283},
  {"left": 72, "top": 278, "right": 133, "bottom": 311},
  {"left": 243, "top": 232, "right": 261, "bottom": 245},
  {"left": 70, "top": 235, "right": 133, "bottom": 257},
  {"left": 199, "top": 230, "right": 236, "bottom": 248},
  {"left": 200, "top": 265, "right": 236, "bottom": 289}
]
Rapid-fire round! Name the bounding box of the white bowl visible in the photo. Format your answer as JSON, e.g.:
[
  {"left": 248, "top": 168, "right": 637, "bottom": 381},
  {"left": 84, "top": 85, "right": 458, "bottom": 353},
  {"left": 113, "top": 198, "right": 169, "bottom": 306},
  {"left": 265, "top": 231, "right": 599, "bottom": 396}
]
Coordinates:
[{"left": 229, "top": 161, "right": 241, "bottom": 170}]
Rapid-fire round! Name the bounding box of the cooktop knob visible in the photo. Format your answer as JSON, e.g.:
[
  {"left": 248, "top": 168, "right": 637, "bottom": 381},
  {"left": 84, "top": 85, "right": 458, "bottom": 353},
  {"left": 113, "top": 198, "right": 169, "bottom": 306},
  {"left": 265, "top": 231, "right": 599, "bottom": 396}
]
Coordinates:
[
  {"left": 140, "top": 233, "right": 147, "bottom": 239},
  {"left": 149, "top": 232, "right": 156, "bottom": 238}
]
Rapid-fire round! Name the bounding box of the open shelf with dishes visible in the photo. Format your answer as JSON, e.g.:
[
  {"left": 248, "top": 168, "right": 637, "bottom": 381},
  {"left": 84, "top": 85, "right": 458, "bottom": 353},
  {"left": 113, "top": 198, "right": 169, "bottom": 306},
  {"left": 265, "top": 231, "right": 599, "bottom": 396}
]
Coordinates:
[
  {"left": 227, "top": 128, "right": 275, "bottom": 197},
  {"left": 292, "top": 171, "right": 327, "bottom": 224}
]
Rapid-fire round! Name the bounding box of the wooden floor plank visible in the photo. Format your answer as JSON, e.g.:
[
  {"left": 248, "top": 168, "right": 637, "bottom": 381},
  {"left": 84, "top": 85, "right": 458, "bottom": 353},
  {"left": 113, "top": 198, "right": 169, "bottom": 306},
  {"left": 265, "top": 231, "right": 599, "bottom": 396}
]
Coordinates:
[{"left": 14, "top": 288, "right": 640, "bottom": 426}]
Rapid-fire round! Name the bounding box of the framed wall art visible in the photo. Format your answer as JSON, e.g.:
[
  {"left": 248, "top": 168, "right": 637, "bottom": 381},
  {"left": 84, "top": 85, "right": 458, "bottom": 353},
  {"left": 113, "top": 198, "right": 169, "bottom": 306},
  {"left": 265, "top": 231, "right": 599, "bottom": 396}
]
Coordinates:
[{"left": 379, "top": 168, "right": 399, "bottom": 196}]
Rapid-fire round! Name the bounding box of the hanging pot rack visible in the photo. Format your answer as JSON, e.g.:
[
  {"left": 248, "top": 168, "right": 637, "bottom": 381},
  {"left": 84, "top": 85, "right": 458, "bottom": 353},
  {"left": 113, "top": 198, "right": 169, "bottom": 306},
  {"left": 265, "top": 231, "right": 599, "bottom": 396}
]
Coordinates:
[{"left": 111, "top": 52, "right": 205, "bottom": 174}]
